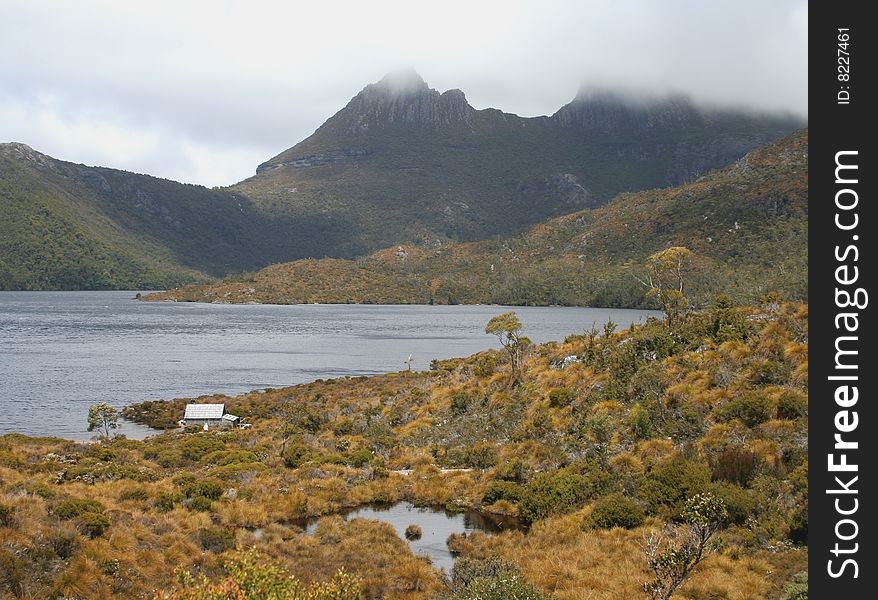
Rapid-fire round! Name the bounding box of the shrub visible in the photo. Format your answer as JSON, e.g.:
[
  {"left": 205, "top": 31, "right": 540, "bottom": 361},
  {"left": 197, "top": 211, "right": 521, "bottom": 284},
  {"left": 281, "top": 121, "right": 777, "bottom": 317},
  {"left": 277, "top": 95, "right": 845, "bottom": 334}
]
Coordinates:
[
  {"left": 167, "top": 549, "right": 361, "bottom": 600},
  {"left": 188, "top": 497, "right": 213, "bottom": 512},
  {"left": 27, "top": 483, "right": 55, "bottom": 499},
  {"left": 628, "top": 404, "right": 653, "bottom": 440},
  {"left": 547, "top": 388, "right": 574, "bottom": 408},
  {"left": 453, "top": 572, "right": 549, "bottom": 600},
  {"left": 119, "top": 487, "right": 150, "bottom": 502},
  {"left": 520, "top": 468, "right": 588, "bottom": 522},
  {"left": 404, "top": 524, "right": 423, "bottom": 540},
  {"left": 716, "top": 392, "right": 774, "bottom": 427},
  {"left": 79, "top": 511, "right": 111, "bottom": 538},
  {"left": 450, "top": 393, "right": 471, "bottom": 417},
  {"left": 283, "top": 442, "right": 313, "bottom": 469},
  {"left": 463, "top": 575, "right": 548, "bottom": 600},
  {"left": 183, "top": 478, "right": 224, "bottom": 500},
  {"left": 49, "top": 529, "right": 78, "bottom": 559},
  {"left": 450, "top": 556, "right": 521, "bottom": 594},
  {"left": 180, "top": 435, "right": 225, "bottom": 462},
  {"left": 54, "top": 498, "right": 106, "bottom": 520},
  {"left": 201, "top": 449, "right": 259, "bottom": 466},
  {"left": 639, "top": 456, "right": 710, "bottom": 512},
  {"left": 0, "top": 503, "right": 13, "bottom": 528},
  {"left": 483, "top": 480, "right": 523, "bottom": 505},
  {"left": 172, "top": 472, "right": 197, "bottom": 488},
  {"left": 710, "top": 447, "right": 761, "bottom": 486},
  {"left": 708, "top": 482, "right": 756, "bottom": 526},
  {"left": 156, "top": 449, "right": 185, "bottom": 468},
  {"left": 0, "top": 550, "right": 26, "bottom": 597},
  {"left": 346, "top": 448, "right": 374, "bottom": 468},
  {"left": 494, "top": 459, "right": 527, "bottom": 483},
  {"left": 587, "top": 493, "right": 645, "bottom": 529},
  {"left": 777, "top": 391, "right": 808, "bottom": 420},
  {"left": 154, "top": 492, "right": 179, "bottom": 513},
  {"left": 198, "top": 526, "right": 235, "bottom": 553},
  {"left": 780, "top": 571, "right": 808, "bottom": 600}
]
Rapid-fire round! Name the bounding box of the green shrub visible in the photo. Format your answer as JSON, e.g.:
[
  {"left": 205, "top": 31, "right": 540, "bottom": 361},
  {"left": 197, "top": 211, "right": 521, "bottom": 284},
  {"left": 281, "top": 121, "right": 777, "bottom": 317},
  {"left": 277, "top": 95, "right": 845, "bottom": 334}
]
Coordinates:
[
  {"left": 183, "top": 478, "right": 224, "bottom": 500},
  {"left": 119, "top": 487, "right": 150, "bottom": 502},
  {"left": 708, "top": 481, "right": 756, "bottom": 525},
  {"left": 777, "top": 391, "right": 808, "bottom": 420},
  {"left": 188, "top": 497, "right": 213, "bottom": 512},
  {"left": 450, "top": 556, "right": 522, "bottom": 594},
  {"left": 495, "top": 459, "right": 527, "bottom": 483},
  {"left": 450, "top": 393, "right": 472, "bottom": 417},
  {"left": 346, "top": 448, "right": 374, "bottom": 468},
  {"left": 748, "top": 358, "right": 791, "bottom": 385},
  {"left": 0, "top": 549, "right": 26, "bottom": 596},
  {"left": 49, "top": 530, "right": 78, "bottom": 559},
  {"left": 210, "top": 462, "right": 267, "bottom": 480},
  {"left": 27, "top": 483, "right": 55, "bottom": 499},
  {"left": 0, "top": 503, "right": 13, "bottom": 527},
  {"left": 198, "top": 526, "right": 235, "bottom": 553},
  {"left": 201, "top": 449, "right": 259, "bottom": 466},
  {"left": 79, "top": 511, "right": 111, "bottom": 538},
  {"left": 172, "top": 472, "right": 197, "bottom": 488},
  {"left": 547, "top": 388, "right": 574, "bottom": 408},
  {"left": 628, "top": 404, "right": 653, "bottom": 440},
  {"left": 483, "top": 480, "right": 523, "bottom": 505},
  {"left": 587, "top": 493, "right": 645, "bottom": 529},
  {"left": 283, "top": 442, "right": 313, "bottom": 469},
  {"left": 154, "top": 492, "right": 179, "bottom": 513},
  {"left": 780, "top": 571, "right": 807, "bottom": 600},
  {"left": 639, "top": 456, "right": 710, "bottom": 512},
  {"left": 454, "top": 574, "right": 549, "bottom": 600},
  {"left": 520, "top": 468, "right": 588, "bottom": 522},
  {"left": 716, "top": 392, "right": 774, "bottom": 427},
  {"left": 156, "top": 449, "right": 185, "bottom": 468},
  {"left": 54, "top": 498, "right": 106, "bottom": 520},
  {"left": 0, "top": 448, "right": 24, "bottom": 469},
  {"left": 180, "top": 435, "right": 225, "bottom": 462},
  {"left": 710, "top": 447, "right": 761, "bottom": 486}
]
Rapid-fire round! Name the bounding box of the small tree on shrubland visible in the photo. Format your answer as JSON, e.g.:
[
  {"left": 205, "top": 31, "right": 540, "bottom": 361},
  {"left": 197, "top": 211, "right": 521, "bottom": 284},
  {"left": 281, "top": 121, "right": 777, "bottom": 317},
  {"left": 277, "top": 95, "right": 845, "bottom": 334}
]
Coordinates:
[
  {"left": 87, "top": 402, "right": 119, "bottom": 439},
  {"left": 485, "top": 312, "right": 530, "bottom": 386},
  {"left": 642, "top": 492, "right": 728, "bottom": 600},
  {"left": 634, "top": 246, "right": 696, "bottom": 328}
]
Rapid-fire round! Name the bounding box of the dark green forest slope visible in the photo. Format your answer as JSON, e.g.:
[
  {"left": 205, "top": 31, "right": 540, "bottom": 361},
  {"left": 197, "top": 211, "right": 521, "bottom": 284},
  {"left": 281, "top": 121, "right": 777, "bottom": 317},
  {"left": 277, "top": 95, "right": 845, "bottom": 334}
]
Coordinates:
[{"left": 147, "top": 130, "right": 807, "bottom": 307}]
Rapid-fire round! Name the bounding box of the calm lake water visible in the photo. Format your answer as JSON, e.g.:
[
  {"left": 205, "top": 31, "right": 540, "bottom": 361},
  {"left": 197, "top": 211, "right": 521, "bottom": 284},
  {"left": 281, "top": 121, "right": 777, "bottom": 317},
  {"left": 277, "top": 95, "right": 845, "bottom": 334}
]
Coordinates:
[
  {"left": 0, "top": 291, "right": 659, "bottom": 439},
  {"left": 302, "top": 502, "right": 524, "bottom": 572}
]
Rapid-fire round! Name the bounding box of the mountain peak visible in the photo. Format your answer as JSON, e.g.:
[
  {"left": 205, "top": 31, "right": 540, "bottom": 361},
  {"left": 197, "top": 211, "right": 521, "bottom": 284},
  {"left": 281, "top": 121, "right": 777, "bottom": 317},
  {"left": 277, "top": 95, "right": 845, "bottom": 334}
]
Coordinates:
[
  {"left": 553, "top": 88, "right": 703, "bottom": 133},
  {"left": 0, "top": 142, "right": 54, "bottom": 167},
  {"left": 371, "top": 68, "right": 428, "bottom": 96},
  {"left": 319, "top": 71, "right": 474, "bottom": 133}
]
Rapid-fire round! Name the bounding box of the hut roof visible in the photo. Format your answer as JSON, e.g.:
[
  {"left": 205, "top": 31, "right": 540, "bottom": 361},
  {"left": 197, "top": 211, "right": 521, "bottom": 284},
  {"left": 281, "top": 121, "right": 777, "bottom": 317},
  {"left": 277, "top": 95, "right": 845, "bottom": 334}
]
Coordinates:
[{"left": 183, "top": 403, "right": 225, "bottom": 420}]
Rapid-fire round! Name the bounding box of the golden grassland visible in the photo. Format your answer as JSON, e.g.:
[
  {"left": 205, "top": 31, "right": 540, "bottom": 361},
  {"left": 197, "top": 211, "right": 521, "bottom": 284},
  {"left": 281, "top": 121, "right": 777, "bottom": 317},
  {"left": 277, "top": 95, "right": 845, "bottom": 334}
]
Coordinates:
[{"left": 0, "top": 299, "right": 807, "bottom": 599}]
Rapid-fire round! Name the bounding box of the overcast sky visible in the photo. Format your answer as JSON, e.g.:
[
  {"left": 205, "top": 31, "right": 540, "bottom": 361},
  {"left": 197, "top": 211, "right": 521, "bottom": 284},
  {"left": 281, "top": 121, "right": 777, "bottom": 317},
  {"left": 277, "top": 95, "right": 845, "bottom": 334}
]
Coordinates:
[{"left": 0, "top": 0, "right": 807, "bottom": 187}]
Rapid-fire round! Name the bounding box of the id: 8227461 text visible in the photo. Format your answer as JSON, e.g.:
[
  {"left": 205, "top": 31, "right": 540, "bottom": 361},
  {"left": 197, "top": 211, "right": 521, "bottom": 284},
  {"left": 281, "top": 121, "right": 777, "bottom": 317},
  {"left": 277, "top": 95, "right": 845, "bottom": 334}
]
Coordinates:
[{"left": 837, "top": 28, "right": 851, "bottom": 105}]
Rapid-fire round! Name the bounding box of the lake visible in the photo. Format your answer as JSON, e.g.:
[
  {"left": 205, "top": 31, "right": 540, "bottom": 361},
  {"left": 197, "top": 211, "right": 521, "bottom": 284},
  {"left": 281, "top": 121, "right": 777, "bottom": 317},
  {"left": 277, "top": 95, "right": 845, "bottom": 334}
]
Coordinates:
[
  {"left": 301, "top": 502, "right": 525, "bottom": 573},
  {"left": 0, "top": 291, "right": 659, "bottom": 439}
]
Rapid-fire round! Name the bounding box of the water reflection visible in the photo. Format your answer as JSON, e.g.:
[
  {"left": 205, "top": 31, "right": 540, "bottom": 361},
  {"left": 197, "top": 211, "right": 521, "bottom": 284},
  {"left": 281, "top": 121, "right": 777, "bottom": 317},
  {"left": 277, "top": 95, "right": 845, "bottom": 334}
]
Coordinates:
[{"left": 300, "top": 502, "right": 525, "bottom": 572}]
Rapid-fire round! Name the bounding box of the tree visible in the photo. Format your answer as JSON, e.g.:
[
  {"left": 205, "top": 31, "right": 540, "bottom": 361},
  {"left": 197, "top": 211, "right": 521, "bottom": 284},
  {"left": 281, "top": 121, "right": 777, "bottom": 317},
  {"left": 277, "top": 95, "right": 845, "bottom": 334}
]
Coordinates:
[
  {"left": 87, "top": 402, "right": 119, "bottom": 439},
  {"left": 635, "top": 247, "right": 696, "bottom": 328},
  {"left": 641, "top": 492, "right": 728, "bottom": 600},
  {"left": 485, "top": 312, "right": 530, "bottom": 385}
]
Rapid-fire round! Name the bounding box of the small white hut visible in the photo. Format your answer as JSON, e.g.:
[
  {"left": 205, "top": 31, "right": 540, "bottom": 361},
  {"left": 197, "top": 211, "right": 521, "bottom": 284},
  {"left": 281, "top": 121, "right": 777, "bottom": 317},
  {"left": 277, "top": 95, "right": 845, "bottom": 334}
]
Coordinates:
[{"left": 180, "top": 403, "right": 240, "bottom": 429}]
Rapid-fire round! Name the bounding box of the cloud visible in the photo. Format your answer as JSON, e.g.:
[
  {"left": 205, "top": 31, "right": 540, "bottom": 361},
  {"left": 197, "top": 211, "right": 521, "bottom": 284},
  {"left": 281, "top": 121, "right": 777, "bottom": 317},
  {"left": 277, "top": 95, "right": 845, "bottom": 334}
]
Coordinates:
[{"left": 0, "top": 0, "right": 807, "bottom": 186}]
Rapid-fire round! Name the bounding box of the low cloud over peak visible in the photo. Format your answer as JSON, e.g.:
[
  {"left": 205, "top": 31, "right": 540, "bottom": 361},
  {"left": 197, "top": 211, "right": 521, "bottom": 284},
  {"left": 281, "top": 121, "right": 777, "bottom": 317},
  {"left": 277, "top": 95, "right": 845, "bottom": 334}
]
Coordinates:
[{"left": 0, "top": 0, "right": 806, "bottom": 186}]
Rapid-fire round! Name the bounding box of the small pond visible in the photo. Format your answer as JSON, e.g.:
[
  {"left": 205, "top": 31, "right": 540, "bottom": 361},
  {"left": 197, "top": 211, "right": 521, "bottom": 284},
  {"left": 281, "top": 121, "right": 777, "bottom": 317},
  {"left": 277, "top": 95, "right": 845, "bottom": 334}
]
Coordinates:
[{"left": 302, "top": 502, "right": 524, "bottom": 572}]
